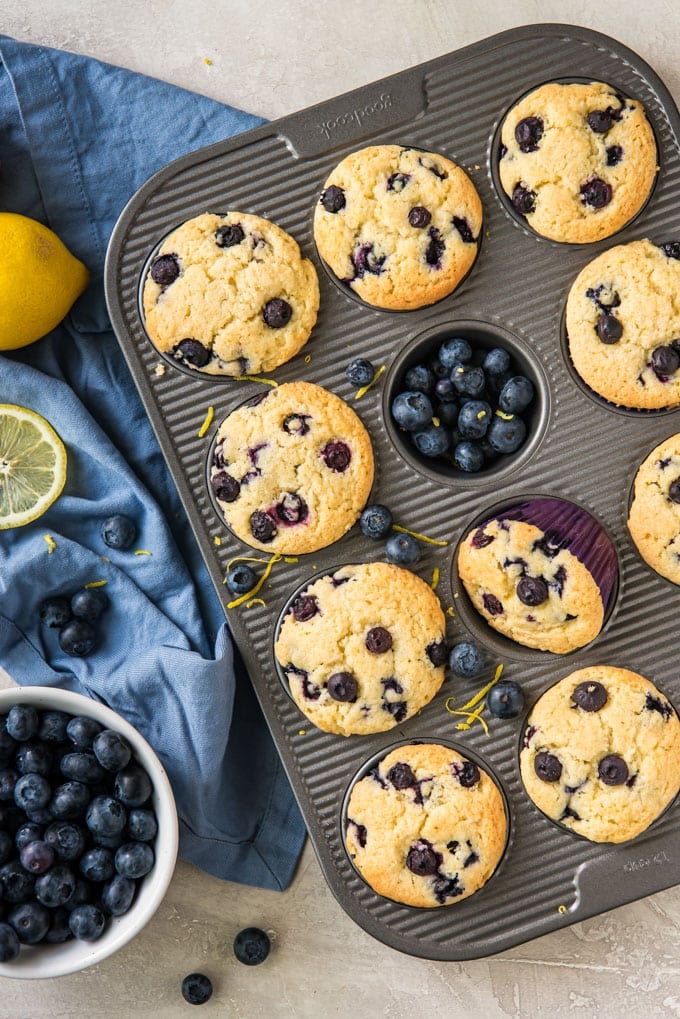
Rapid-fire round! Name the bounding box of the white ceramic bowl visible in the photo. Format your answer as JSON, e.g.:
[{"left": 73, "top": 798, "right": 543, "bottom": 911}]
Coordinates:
[{"left": 0, "top": 685, "right": 178, "bottom": 979}]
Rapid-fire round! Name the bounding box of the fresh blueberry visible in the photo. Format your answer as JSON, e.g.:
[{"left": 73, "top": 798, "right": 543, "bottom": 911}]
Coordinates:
[
  {"left": 403, "top": 364, "right": 435, "bottom": 395},
  {"left": 0, "top": 921, "right": 20, "bottom": 961},
  {"left": 499, "top": 376, "right": 534, "bottom": 414},
  {"left": 435, "top": 400, "right": 459, "bottom": 427},
  {"left": 35, "top": 865, "right": 76, "bottom": 907},
  {"left": 487, "top": 679, "right": 524, "bottom": 718},
  {"left": 69, "top": 903, "right": 106, "bottom": 941},
  {"left": 60, "top": 752, "right": 106, "bottom": 785},
  {"left": 126, "top": 808, "right": 158, "bottom": 843},
  {"left": 64, "top": 716, "right": 102, "bottom": 750},
  {"left": 13, "top": 774, "right": 51, "bottom": 813},
  {"left": 93, "top": 730, "right": 132, "bottom": 772},
  {"left": 448, "top": 641, "right": 485, "bottom": 678},
  {"left": 487, "top": 415, "right": 527, "bottom": 454},
  {"left": 345, "top": 358, "right": 375, "bottom": 388},
  {"left": 482, "top": 347, "right": 511, "bottom": 376},
  {"left": 225, "top": 564, "right": 257, "bottom": 596},
  {"left": 85, "top": 795, "right": 127, "bottom": 840},
  {"left": 412, "top": 423, "right": 450, "bottom": 458},
  {"left": 181, "top": 972, "right": 214, "bottom": 1005},
  {"left": 58, "top": 619, "right": 98, "bottom": 658},
  {"left": 0, "top": 722, "right": 17, "bottom": 760},
  {"left": 429, "top": 358, "right": 451, "bottom": 380},
  {"left": 101, "top": 513, "right": 137, "bottom": 551},
  {"left": 8, "top": 901, "right": 50, "bottom": 944},
  {"left": 115, "top": 842, "right": 154, "bottom": 879},
  {"left": 451, "top": 364, "right": 485, "bottom": 397},
  {"left": 100, "top": 874, "right": 136, "bottom": 916},
  {"left": 434, "top": 377, "right": 456, "bottom": 401},
  {"left": 70, "top": 587, "right": 109, "bottom": 623},
  {"left": 439, "top": 337, "right": 472, "bottom": 367},
  {"left": 453, "top": 440, "right": 484, "bottom": 472},
  {"left": 385, "top": 533, "right": 421, "bottom": 566},
  {"left": 457, "top": 400, "right": 492, "bottom": 439},
  {"left": 0, "top": 860, "right": 35, "bottom": 903},
  {"left": 15, "top": 742, "right": 53, "bottom": 777},
  {"left": 6, "top": 705, "right": 38, "bottom": 743},
  {"left": 114, "top": 764, "right": 152, "bottom": 808},
  {"left": 359, "top": 504, "right": 393, "bottom": 540},
  {"left": 45, "top": 907, "right": 73, "bottom": 944},
  {"left": 38, "top": 596, "right": 72, "bottom": 629},
  {"left": 233, "top": 926, "right": 271, "bottom": 966},
  {"left": 391, "top": 391, "right": 433, "bottom": 431},
  {"left": 44, "top": 821, "right": 87, "bottom": 861},
  {"left": 0, "top": 769, "right": 19, "bottom": 802},
  {"left": 0, "top": 830, "right": 13, "bottom": 866},
  {"left": 37, "top": 710, "right": 70, "bottom": 743},
  {"left": 49, "top": 781, "right": 91, "bottom": 820},
  {"left": 19, "top": 840, "right": 55, "bottom": 875},
  {"left": 79, "top": 847, "right": 115, "bottom": 883}
]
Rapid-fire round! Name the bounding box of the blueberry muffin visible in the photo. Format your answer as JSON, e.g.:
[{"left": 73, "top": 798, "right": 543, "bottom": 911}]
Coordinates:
[
  {"left": 628, "top": 432, "right": 680, "bottom": 583},
  {"left": 313, "top": 144, "right": 482, "bottom": 310},
  {"left": 499, "top": 81, "right": 657, "bottom": 243},
  {"left": 566, "top": 239, "right": 680, "bottom": 409},
  {"left": 274, "top": 562, "right": 447, "bottom": 736},
  {"left": 457, "top": 499, "right": 618, "bottom": 654},
  {"left": 344, "top": 743, "right": 507, "bottom": 907},
  {"left": 520, "top": 666, "right": 680, "bottom": 842},
  {"left": 142, "top": 212, "right": 319, "bottom": 375},
  {"left": 209, "top": 382, "right": 374, "bottom": 554}
]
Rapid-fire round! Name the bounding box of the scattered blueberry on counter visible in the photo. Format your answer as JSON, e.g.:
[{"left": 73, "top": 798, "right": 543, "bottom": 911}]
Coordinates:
[
  {"left": 359, "top": 504, "right": 394, "bottom": 540},
  {"left": 391, "top": 336, "right": 535, "bottom": 472},
  {"left": 225, "top": 564, "right": 258, "bottom": 596},
  {"left": 487, "top": 679, "right": 525, "bottom": 718},
  {"left": 448, "top": 640, "right": 485, "bottom": 678},
  {"left": 39, "top": 585, "right": 110, "bottom": 658},
  {"left": 233, "top": 926, "right": 271, "bottom": 966},
  {"left": 181, "top": 972, "right": 214, "bottom": 1005},
  {"left": 101, "top": 513, "right": 137, "bottom": 551},
  {"left": 385, "top": 532, "right": 421, "bottom": 566},
  {"left": 345, "top": 358, "right": 376, "bottom": 388}
]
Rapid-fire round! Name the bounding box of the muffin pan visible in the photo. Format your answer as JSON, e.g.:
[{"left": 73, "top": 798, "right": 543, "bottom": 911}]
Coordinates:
[{"left": 105, "top": 24, "right": 680, "bottom": 959}]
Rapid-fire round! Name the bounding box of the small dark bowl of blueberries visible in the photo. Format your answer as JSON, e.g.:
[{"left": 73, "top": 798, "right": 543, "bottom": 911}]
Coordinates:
[{"left": 383, "top": 321, "right": 548, "bottom": 485}]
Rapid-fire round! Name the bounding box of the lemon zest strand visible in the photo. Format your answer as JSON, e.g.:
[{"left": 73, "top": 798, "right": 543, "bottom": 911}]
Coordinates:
[
  {"left": 213, "top": 536, "right": 222, "bottom": 546},
  {"left": 226, "top": 553, "right": 276, "bottom": 571},
  {"left": 354, "top": 364, "right": 386, "bottom": 400},
  {"left": 232, "top": 374, "right": 278, "bottom": 387},
  {"left": 43, "top": 534, "right": 57, "bottom": 554},
  {"left": 226, "top": 553, "right": 282, "bottom": 608},
  {"left": 304, "top": 355, "right": 311, "bottom": 364},
  {"left": 84, "top": 580, "right": 108, "bottom": 589},
  {"left": 134, "top": 549, "right": 152, "bottom": 556},
  {"left": 460, "top": 663, "right": 505, "bottom": 712},
  {"left": 197, "top": 405, "right": 214, "bottom": 437},
  {"left": 245, "top": 598, "right": 266, "bottom": 608},
  {"left": 430, "top": 567, "right": 440, "bottom": 591},
  {"left": 101, "top": 555, "right": 111, "bottom": 562},
  {"left": 495, "top": 409, "right": 514, "bottom": 421},
  {"left": 392, "top": 524, "right": 448, "bottom": 546},
  {"left": 444, "top": 664, "right": 504, "bottom": 734},
  {"left": 446, "top": 606, "right": 455, "bottom": 617}
]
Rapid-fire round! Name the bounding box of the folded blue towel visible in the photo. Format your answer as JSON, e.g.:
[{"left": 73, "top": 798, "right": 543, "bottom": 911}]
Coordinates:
[{"left": 0, "top": 36, "right": 306, "bottom": 890}]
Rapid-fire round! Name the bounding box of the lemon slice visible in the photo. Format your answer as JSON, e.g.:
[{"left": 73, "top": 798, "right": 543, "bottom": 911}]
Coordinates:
[{"left": 0, "top": 404, "right": 67, "bottom": 529}]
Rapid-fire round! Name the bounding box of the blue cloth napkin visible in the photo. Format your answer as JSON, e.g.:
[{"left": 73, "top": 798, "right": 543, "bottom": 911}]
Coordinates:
[{"left": 0, "top": 35, "right": 306, "bottom": 890}]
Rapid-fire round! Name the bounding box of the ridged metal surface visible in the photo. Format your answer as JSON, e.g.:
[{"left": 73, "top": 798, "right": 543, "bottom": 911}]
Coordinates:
[{"left": 105, "top": 25, "right": 680, "bottom": 960}]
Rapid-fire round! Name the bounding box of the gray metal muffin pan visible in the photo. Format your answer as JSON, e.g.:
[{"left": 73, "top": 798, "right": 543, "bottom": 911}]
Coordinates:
[{"left": 105, "top": 24, "right": 680, "bottom": 960}]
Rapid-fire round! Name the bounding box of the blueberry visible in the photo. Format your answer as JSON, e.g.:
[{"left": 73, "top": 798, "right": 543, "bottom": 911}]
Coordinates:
[
  {"left": 19, "top": 840, "right": 54, "bottom": 875},
  {"left": 406, "top": 841, "right": 439, "bottom": 876},
  {"left": 387, "top": 762, "right": 416, "bottom": 789},
  {"left": 69, "top": 903, "right": 106, "bottom": 941},
  {"left": 360, "top": 504, "right": 393, "bottom": 540},
  {"left": 291, "top": 595, "right": 319, "bottom": 622},
  {"left": 669, "top": 479, "right": 680, "bottom": 504},
  {"left": 45, "top": 907, "right": 73, "bottom": 944},
  {"left": 407, "top": 205, "right": 431, "bottom": 228},
  {"left": 586, "top": 109, "right": 614, "bottom": 133},
  {"left": 0, "top": 769, "right": 19, "bottom": 802},
  {"left": 174, "top": 338, "right": 211, "bottom": 368},
  {"left": 0, "top": 860, "right": 35, "bottom": 903},
  {"left": 14, "top": 774, "right": 51, "bottom": 813},
  {"left": 391, "top": 391, "right": 433, "bottom": 431},
  {"left": 35, "top": 864, "right": 76, "bottom": 907},
  {"left": 534, "top": 751, "right": 562, "bottom": 783},
  {"left": 516, "top": 576, "right": 548, "bottom": 607},
  {"left": 515, "top": 115, "right": 544, "bottom": 152},
  {"left": 580, "top": 177, "right": 612, "bottom": 209},
  {"left": 435, "top": 400, "right": 459, "bottom": 427},
  {"left": 126, "top": 808, "right": 158, "bottom": 843},
  {"left": 58, "top": 619, "right": 98, "bottom": 658},
  {"left": 115, "top": 841, "right": 154, "bottom": 879},
  {"left": 215, "top": 223, "right": 245, "bottom": 247},
  {"left": 150, "top": 253, "right": 180, "bottom": 287},
  {"left": 453, "top": 440, "right": 484, "bottom": 472},
  {"left": 651, "top": 344, "right": 680, "bottom": 378},
  {"left": 6, "top": 705, "right": 38, "bottom": 743},
  {"left": 596, "top": 313, "right": 623, "bottom": 343},
  {"left": 365, "top": 627, "right": 393, "bottom": 654},
  {"left": 0, "top": 918, "right": 20, "bottom": 961},
  {"left": 181, "top": 972, "right": 214, "bottom": 1005},
  {"left": 326, "top": 673, "right": 358, "bottom": 703},
  {"left": 512, "top": 184, "right": 536, "bottom": 215},
  {"left": 451, "top": 364, "right": 485, "bottom": 397},
  {"left": 448, "top": 641, "right": 485, "bottom": 678},
  {"left": 482, "top": 347, "right": 511, "bottom": 375},
  {"left": 49, "top": 781, "right": 90, "bottom": 820},
  {"left": 426, "top": 639, "right": 448, "bottom": 666},
  {"left": 233, "top": 926, "right": 271, "bottom": 966},
  {"left": 320, "top": 185, "right": 346, "bottom": 213},
  {"left": 79, "top": 847, "right": 115, "bottom": 883},
  {"left": 499, "top": 376, "right": 534, "bottom": 414},
  {"left": 85, "top": 795, "right": 127, "bottom": 840},
  {"left": 606, "top": 145, "right": 623, "bottom": 166},
  {"left": 412, "top": 423, "right": 450, "bottom": 458},
  {"left": 250, "top": 510, "right": 277, "bottom": 544},
  {"left": 452, "top": 217, "right": 475, "bottom": 243},
  {"left": 456, "top": 761, "right": 481, "bottom": 788},
  {"left": 44, "top": 821, "right": 87, "bottom": 861},
  {"left": 15, "top": 742, "right": 53, "bottom": 777},
  {"left": 598, "top": 754, "right": 629, "bottom": 786},
  {"left": 37, "top": 710, "right": 70, "bottom": 743},
  {"left": 38, "top": 596, "right": 72, "bottom": 629},
  {"left": 225, "top": 564, "right": 257, "bottom": 596},
  {"left": 321, "top": 440, "right": 352, "bottom": 472},
  {"left": 487, "top": 679, "right": 524, "bottom": 719},
  {"left": 71, "top": 587, "right": 109, "bottom": 623},
  {"left": 275, "top": 492, "right": 308, "bottom": 524},
  {"left": 211, "top": 470, "right": 241, "bottom": 503},
  {"left": 101, "top": 874, "right": 137, "bottom": 916},
  {"left": 101, "top": 513, "right": 137, "bottom": 551},
  {"left": 0, "top": 724, "right": 17, "bottom": 760},
  {"left": 262, "top": 298, "right": 292, "bottom": 328},
  {"left": 385, "top": 533, "right": 421, "bottom": 566},
  {"left": 487, "top": 415, "right": 527, "bottom": 454},
  {"left": 0, "top": 831, "right": 12, "bottom": 865},
  {"left": 8, "top": 901, "right": 50, "bottom": 944},
  {"left": 93, "top": 730, "right": 132, "bottom": 772},
  {"left": 60, "top": 751, "right": 106, "bottom": 785},
  {"left": 434, "top": 377, "right": 456, "bottom": 401},
  {"left": 457, "top": 400, "right": 492, "bottom": 439},
  {"left": 403, "top": 364, "right": 435, "bottom": 395},
  {"left": 661, "top": 242, "right": 680, "bottom": 260},
  {"left": 345, "top": 358, "right": 375, "bottom": 388},
  {"left": 424, "top": 227, "right": 445, "bottom": 267},
  {"left": 114, "top": 764, "right": 152, "bottom": 808},
  {"left": 439, "top": 337, "right": 472, "bottom": 367}
]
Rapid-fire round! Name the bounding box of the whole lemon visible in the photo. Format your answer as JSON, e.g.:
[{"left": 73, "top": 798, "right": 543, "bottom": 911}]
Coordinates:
[{"left": 0, "top": 212, "right": 89, "bottom": 350}]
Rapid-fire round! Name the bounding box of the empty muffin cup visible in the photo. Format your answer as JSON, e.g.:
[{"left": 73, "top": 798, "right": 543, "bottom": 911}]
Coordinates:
[
  {"left": 454, "top": 497, "right": 619, "bottom": 655},
  {"left": 342, "top": 740, "right": 508, "bottom": 907}
]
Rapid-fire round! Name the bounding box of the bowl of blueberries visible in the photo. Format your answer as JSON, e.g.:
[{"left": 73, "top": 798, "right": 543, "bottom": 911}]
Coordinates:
[
  {"left": 0, "top": 684, "right": 178, "bottom": 978},
  {"left": 383, "top": 320, "right": 549, "bottom": 485}
]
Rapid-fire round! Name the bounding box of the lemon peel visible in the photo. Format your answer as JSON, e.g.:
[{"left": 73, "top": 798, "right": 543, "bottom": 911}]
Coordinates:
[
  {"left": 445, "top": 664, "right": 505, "bottom": 734},
  {"left": 392, "top": 524, "right": 448, "bottom": 546},
  {"left": 226, "top": 552, "right": 282, "bottom": 608},
  {"left": 197, "top": 406, "right": 214, "bottom": 437},
  {"left": 84, "top": 580, "right": 108, "bottom": 589},
  {"left": 232, "top": 375, "right": 278, "bottom": 387},
  {"left": 43, "top": 534, "right": 57, "bottom": 554}
]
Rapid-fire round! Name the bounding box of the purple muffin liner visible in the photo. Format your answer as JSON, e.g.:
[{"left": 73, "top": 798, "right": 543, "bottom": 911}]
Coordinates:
[{"left": 484, "top": 498, "right": 618, "bottom": 609}]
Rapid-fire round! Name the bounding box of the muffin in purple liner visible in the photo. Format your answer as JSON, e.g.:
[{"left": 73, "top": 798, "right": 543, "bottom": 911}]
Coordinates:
[{"left": 457, "top": 498, "right": 617, "bottom": 653}]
